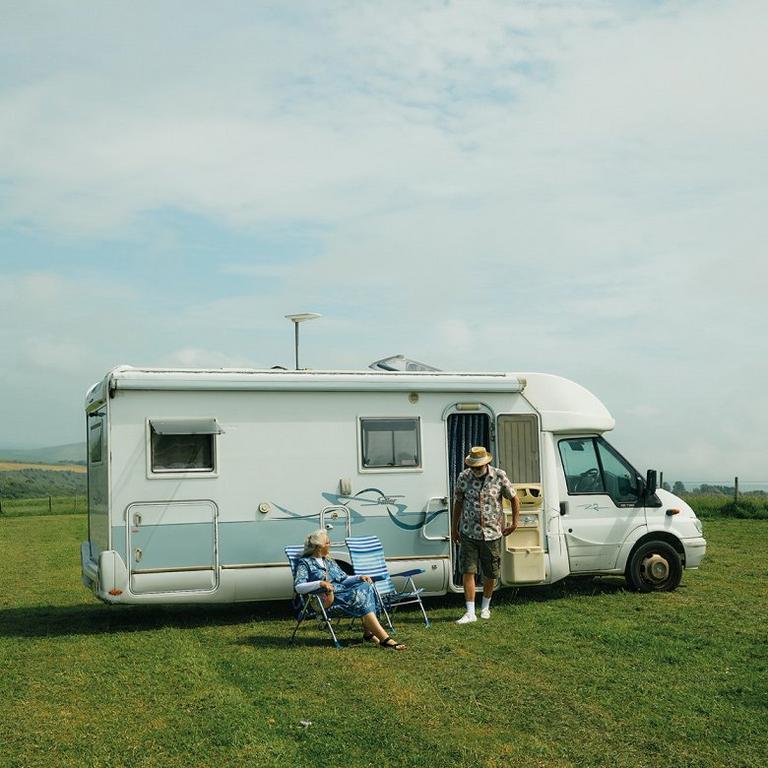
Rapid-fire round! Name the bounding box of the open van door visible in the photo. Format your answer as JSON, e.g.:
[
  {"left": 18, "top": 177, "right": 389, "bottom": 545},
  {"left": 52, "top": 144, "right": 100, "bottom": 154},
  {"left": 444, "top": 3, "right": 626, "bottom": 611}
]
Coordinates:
[
  {"left": 446, "top": 411, "right": 491, "bottom": 587},
  {"left": 558, "top": 436, "right": 646, "bottom": 572},
  {"left": 496, "top": 414, "right": 547, "bottom": 585}
]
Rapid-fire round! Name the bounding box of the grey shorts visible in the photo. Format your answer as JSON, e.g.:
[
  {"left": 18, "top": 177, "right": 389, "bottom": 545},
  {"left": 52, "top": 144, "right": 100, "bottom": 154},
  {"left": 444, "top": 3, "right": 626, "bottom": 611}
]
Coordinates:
[{"left": 459, "top": 536, "right": 501, "bottom": 579}]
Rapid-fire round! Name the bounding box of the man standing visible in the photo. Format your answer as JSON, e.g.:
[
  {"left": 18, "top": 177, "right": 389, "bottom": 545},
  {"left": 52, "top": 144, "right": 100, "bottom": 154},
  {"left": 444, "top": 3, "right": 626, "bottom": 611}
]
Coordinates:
[{"left": 451, "top": 446, "right": 520, "bottom": 624}]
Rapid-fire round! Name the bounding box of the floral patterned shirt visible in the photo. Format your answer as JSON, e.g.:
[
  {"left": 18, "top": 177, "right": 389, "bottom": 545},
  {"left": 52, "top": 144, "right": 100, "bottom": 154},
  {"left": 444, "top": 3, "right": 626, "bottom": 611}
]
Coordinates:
[{"left": 454, "top": 466, "right": 516, "bottom": 541}]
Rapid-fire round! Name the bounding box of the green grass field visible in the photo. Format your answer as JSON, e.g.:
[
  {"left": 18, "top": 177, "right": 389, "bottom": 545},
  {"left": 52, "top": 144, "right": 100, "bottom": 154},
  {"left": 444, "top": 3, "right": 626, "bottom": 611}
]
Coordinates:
[
  {"left": 683, "top": 493, "right": 768, "bottom": 519},
  {"left": 1, "top": 515, "right": 766, "bottom": 768},
  {"left": 0, "top": 495, "right": 84, "bottom": 517}
]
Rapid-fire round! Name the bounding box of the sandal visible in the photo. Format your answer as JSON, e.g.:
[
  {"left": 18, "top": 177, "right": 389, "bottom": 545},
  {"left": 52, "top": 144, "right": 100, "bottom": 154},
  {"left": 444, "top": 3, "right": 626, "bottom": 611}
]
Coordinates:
[
  {"left": 379, "top": 636, "right": 406, "bottom": 651},
  {"left": 363, "top": 631, "right": 380, "bottom": 646}
]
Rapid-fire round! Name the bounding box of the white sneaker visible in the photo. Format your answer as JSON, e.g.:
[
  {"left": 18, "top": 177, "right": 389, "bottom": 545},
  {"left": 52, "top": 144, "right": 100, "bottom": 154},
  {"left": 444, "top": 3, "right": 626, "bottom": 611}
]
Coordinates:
[
  {"left": 455, "top": 612, "right": 477, "bottom": 625},
  {"left": 480, "top": 608, "right": 491, "bottom": 620}
]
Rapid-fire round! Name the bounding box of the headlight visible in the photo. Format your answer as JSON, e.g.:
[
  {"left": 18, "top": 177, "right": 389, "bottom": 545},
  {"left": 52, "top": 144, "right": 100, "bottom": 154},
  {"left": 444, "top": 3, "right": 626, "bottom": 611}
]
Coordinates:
[{"left": 694, "top": 519, "right": 703, "bottom": 534}]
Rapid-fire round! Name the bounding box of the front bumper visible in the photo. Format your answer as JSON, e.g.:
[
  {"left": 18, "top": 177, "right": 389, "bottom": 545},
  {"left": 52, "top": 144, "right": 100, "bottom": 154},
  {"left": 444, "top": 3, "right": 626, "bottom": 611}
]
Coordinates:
[{"left": 682, "top": 536, "right": 707, "bottom": 569}]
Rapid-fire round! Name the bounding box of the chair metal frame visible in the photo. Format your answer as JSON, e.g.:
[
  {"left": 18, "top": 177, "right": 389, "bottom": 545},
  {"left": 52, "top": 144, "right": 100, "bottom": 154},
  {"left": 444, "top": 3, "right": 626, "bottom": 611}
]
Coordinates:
[{"left": 285, "top": 545, "right": 346, "bottom": 649}]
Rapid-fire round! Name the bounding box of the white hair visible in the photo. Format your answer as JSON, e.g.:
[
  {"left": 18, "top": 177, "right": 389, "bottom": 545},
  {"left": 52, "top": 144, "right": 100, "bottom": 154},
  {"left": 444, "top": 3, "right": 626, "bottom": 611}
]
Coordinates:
[{"left": 302, "top": 528, "right": 329, "bottom": 557}]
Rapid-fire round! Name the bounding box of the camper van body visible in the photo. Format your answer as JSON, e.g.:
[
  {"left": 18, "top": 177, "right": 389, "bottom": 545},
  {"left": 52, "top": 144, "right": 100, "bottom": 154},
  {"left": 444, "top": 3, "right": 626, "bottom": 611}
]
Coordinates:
[{"left": 80, "top": 367, "right": 706, "bottom": 604}]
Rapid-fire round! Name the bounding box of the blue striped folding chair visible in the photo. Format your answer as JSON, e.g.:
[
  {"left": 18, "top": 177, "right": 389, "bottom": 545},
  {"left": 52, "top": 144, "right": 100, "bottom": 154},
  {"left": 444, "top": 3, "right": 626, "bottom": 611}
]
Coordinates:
[
  {"left": 285, "top": 545, "right": 345, "bottom": 649},
  {"left": 345, "top": 535, "right": 430, "bottom": 629}
]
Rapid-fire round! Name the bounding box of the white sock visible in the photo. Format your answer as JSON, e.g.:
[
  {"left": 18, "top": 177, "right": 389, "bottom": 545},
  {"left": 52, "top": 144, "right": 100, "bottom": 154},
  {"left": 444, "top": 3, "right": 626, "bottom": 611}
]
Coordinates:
[
  {"left": 481, "top": 596, "right": 492, "bottom": 612},
  {"left": 465, "top": 601, "right": 476, "bottom": 616}
]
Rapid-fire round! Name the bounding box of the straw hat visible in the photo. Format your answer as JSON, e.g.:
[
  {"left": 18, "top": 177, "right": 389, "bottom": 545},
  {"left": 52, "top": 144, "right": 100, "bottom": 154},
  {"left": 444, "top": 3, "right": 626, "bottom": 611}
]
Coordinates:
[{"left": 465, "top": 446, "right": 493, "bottom": 467}]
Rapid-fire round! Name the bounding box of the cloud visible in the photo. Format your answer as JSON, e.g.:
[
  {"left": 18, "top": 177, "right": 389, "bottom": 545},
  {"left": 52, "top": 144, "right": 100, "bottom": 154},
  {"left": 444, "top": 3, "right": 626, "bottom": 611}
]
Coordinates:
[
  {"left": 22, "top": 338, "right": 91, "bottom": 374},
  {"left": 6, "top": 1, "right": 763, "bottom": 237},
  {"left": 167, "top": 347, "right": 251, "bottom": 368},
  {"left": 626, "top": 404, "right": 661, "bottom": 418},
  {"left": 220, "top": 263, "right": 297, "bottom": 279}
]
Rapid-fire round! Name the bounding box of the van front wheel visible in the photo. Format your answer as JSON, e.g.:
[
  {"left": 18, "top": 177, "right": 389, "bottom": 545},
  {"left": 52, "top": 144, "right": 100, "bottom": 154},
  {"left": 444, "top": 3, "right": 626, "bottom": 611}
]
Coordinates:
[{"left": 626, "top": 541, "right": 682, "bottom": 592}]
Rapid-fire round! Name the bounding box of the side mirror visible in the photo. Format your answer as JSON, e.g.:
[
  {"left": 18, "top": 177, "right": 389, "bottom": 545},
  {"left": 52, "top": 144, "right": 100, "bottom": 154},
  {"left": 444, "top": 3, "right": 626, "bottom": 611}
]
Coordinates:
[{"left": 645, "top": 469, "right": 657, "bottom": 496}]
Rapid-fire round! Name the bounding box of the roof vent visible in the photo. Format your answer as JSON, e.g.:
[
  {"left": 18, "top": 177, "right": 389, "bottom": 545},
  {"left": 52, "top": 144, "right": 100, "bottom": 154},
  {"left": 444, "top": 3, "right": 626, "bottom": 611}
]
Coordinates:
[{"left": 368, "top": 354, "right": 441, "bottom": 372}]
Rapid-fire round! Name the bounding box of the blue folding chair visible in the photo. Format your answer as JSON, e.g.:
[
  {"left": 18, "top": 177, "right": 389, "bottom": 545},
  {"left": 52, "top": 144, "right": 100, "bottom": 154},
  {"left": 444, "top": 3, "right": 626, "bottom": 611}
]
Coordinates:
[
  {"left": 285, "top": 545, "right": 346, "bottom": 649},
  {"left": 345, "top": 536, "right": 430, "bottom": 629}
]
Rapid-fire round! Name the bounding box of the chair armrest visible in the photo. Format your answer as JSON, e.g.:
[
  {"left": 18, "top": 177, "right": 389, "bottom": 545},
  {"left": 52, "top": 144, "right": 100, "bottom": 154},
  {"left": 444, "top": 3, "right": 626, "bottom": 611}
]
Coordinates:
[
  {"left": 295, "top": 586, "right": 331, "bottom": 596},
  {"left": 390, "top": 568, "right": 425, "bottom": 578},
  {"left": 354, "top": 574, "right": 387, "bottom": 582}
]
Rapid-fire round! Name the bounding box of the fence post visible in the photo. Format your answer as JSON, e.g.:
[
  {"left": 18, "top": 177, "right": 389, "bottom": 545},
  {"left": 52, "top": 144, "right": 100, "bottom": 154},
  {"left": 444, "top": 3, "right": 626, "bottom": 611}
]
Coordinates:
[
  {"left": 734, "top": 477, "right": 739, "bottom": 503},
  {"left": 48, "top": 495, "right": 52, "bottom": 514},
  {"left": 74, "top": 495, "right": 77, "bottom": 513},
  {"left": 0, "top": 498, "right": 3, "bottom": 515},
  {"left": 659, "top": 471, "right": 664, "bottom": 489}
]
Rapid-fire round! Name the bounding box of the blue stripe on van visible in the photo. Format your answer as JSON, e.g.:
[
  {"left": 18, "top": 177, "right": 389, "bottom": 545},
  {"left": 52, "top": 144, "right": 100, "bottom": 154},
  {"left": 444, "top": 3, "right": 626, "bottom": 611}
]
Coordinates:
[{"left": 110, "top": 517, "right": 450, "bottom": 570}]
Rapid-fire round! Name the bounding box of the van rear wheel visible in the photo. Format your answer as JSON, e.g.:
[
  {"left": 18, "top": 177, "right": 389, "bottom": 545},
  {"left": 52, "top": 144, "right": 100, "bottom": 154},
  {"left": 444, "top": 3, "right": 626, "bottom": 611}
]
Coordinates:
[{"left": 626, "top": 541, "right": 682, "bottom": 592}]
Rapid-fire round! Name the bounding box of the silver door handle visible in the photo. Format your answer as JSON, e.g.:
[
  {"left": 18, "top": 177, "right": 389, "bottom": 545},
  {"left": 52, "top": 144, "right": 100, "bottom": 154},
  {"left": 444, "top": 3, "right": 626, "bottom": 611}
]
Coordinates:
[{"left": 421, "top": 496, "right": 449, "bottom": 541}]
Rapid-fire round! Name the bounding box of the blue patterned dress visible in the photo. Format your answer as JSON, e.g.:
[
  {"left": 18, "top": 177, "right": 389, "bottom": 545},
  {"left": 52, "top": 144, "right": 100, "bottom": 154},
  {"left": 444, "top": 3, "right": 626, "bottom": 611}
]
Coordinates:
[{"left": 294, "top": 556, "right": 378, "bottom": 617}]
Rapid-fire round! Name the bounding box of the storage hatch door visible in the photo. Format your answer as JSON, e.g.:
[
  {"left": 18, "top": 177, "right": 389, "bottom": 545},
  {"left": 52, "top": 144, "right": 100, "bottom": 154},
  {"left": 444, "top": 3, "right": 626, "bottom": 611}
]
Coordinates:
[{"left": 127, "top": 500, "right": 219, "bottom": 595}]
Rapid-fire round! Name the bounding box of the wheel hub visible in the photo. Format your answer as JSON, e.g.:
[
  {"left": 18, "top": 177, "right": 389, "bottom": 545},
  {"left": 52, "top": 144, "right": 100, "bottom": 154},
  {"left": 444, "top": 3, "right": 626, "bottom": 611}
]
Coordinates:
[{"left": 642, "top": 553, "right": 669, "bottom": 582}]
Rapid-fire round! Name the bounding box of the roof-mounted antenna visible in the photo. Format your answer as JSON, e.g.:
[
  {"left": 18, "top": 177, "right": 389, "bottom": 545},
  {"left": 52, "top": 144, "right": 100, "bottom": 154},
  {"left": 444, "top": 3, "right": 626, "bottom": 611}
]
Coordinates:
[{"left": 285, "top": 313, "right": 321, "bottom": 370}]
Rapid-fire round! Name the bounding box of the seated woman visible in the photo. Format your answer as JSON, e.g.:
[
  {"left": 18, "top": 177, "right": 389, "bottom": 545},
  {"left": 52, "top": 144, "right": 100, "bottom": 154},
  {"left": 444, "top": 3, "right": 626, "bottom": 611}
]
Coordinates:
[{"left": 294, "top": 529, "right": 406, "bottom": 651}]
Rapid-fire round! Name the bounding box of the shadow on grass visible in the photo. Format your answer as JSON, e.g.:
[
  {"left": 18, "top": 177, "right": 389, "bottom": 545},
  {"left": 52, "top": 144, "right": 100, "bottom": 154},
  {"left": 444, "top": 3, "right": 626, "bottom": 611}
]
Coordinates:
[
  {"left": 0, "top": 576, "right": 627, "bottom": 639},
  {"left": 492, "top": 575, "right": 629, "bottom": 607},
  {"left": 238, "top": 635, "right": 409, "bottom": 649},
  {"left": 238, "top": 630, "right": 379, "bottom": 649},
  {"left": 416, "top": 575, "right": 629, "bottom": 622},
  {"left": 0, "top": 600, "right": 288, "bottom": 639}
]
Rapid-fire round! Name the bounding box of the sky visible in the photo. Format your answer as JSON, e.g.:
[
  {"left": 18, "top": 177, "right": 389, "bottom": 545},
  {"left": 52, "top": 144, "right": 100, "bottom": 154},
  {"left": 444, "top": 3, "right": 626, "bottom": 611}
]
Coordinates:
[{"left": 0, "top": 0, "right": 766, "bottom": 486}]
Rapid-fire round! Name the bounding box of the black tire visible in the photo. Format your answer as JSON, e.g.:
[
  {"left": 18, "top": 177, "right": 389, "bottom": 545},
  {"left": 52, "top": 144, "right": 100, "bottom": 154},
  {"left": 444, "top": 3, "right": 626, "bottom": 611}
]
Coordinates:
[{"left": 625, "top": 540, "right": 682, "bottom": 592}]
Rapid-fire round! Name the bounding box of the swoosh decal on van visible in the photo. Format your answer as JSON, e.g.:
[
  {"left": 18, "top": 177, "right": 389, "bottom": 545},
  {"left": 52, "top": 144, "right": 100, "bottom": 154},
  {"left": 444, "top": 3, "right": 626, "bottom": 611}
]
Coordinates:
[{"left": 322, "top": 488, "right": 444, "bottom": 531}]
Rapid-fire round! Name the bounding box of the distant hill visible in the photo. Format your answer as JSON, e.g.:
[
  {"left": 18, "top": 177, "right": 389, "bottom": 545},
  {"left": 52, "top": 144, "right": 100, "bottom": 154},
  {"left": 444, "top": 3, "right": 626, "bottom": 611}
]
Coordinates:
[
  {"left": 0, "top": 442, "right": 86, "bottom": 465},
  {"left": 0, "top": 467, "right": 87, "bottom": 499}
]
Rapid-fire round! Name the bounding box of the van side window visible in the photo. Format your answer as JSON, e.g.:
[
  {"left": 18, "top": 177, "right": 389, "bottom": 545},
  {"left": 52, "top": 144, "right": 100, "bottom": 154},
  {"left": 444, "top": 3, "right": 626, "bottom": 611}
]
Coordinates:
[
  {"left": 559, "top": 439, "right": 604, "bottom": 494},
  {"left": 149, "top": 419, "right": 222, "bottom": 473},
  {"left": 361, "top": 418, "right": 420, "bottom": 469},
  {"left": 559, "top": 437, "right": 642, "bottom": 505},
  {"left": 595, "top": 439, "right": 641, "bottom": 505},
  {"left": 89, "top": 419, "right": 103, "bottom": 465}
]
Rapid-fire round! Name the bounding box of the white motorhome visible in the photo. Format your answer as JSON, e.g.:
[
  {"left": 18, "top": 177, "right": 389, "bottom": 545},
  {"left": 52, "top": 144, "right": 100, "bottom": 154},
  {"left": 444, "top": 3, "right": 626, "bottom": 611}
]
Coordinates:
[{"left": 80, "top": 366, "right": 706, "bottom": 604}]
